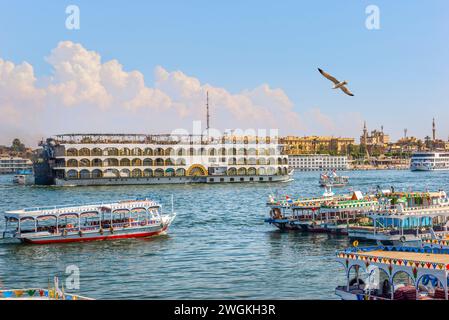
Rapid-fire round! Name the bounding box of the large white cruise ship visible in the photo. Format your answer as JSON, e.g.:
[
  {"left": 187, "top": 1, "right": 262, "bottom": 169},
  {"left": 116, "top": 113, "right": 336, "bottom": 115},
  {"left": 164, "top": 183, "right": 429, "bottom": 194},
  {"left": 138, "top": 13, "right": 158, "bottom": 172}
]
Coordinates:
[
  {"left": 34, "top": 134, "right": 292, "bottom": 186},
  {"left": 410, "top": 152, "right": 449, "bottom": 171}
]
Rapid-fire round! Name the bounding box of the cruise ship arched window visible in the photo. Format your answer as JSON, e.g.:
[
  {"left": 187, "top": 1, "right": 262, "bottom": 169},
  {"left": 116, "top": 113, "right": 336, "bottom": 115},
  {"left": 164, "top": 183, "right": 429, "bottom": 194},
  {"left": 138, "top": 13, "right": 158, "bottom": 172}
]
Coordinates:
[
  {"left": 143, "top": 159, "right": 153, "bottom": 166},
  {"left": 165, "top": 148, "right": 175, "bottom": 156},
  {"left": 92, "top": 169, "right": 102, "bottom": 178},
  {"left": 177, "top": 148, "right": 187, "bottom": 156},
  {"left": 132, "top": 158, "right": 142, "bottom": 166},
  {"left": 79, "top": 148, "right": 90, "bottom": 157},
  {"left": 257, "top": 148, "right": 265, "bottom": 156},
  {"left": 267, "top": 158, "right": 275, "bottom": 165},
  {"left": 267, "top": 167, "right": 276, "bottom": 175},
  {"left": 131, "top": 148, "right": 142, "bottom": 156},
  {"left": 66, "top": 148, "right": 78, "bottom": 157},
  {"left": 120, "top": 148, "right": 131, "bottom": 156},
  {"left": 176, "top": 158, "right": 186, "bottom": 166},
  {"left": 218, "top": 148, "right": 226, "bottom": 156},
  {"left": 92, "top": 158, "right": 103, "bottom": 167},
  {"left": 248, "top": 158, "right": 257, "bottom": 165},
  {"left": 227, "top": 167, "right": 237, "bottom": 176},
  {"left": 248, "top": 167, "right": 257, "bottom": 175},
  {"left": 200, "top": 148, "right": 207, "bottom": 156},
  {"left": 104, "top": 169, "right": 119, "bottom": 177},
  {"left": 258, "top": 167, "right": 266, "bottom": 175},
  {"left": 132, "top": 169, "right": 142, "bottom": 177},
  {"left": 120, "top": 169, "right": 130, "bottom": 177},
  {"left": 79, "top": 169, "right": 90, "bottom": 179},
  {"left": 248, "top": 148, "right": 257, "bottom": 156},
  {"left": 79, "top": 159, "right": 90, "bottom": 167},
  {"left": 91, "top": 148, "right": 102, "bottom": 157},
  {"left": 269, "top": 148, "right": 276, "bottom": 155},
  {"left": 104, "top": 158, "right": 119, "bottom": 167},
  {"left": 229, "top": 148, "right": 237, "bottom": 156},
  {"left": 209, "top": 148, "right": 216, "bottom": 156},
  {"left": 154, "top": 169, "right": 164, "bottom": 177},
  {"left": 120, "top": 158, "right": 131, "bottom": 167},
  {"left": 228, "top": 158, "right": 237, "bottom": 165},
  {"left": 104, "top": 148, "right": 119, "bottom": 156},
  {"left": 188, "top": 148, "right": 196, "bottom": 156},
  {"left": 258, "top": 158, "right": 266, "bottom": 165},
  {"left": 237, "top": 148, "right": 247, "bottom": 156},
  {"left": 155, "top": 158, "right": 164, "bottom": 166},
  {"left": 143, "top": 169, "right": 153, "bottom": 177},
  {"left": 155, "top": 148, "right": 164, "bottom": 156},
  {"left": 277, "top": 167, "right": 282, "bottom": 175},
  {"left": 237, "top": 158, "right": 246, "bottom": 165},
  {"left": 165, "top": 158, "right": 175, "bottom": 166},
  {"left": 144, "top": 148, "right": 153, "bottom": 156},
  {"left": 165, "top": 168, "right": 175, "bottom": 177},
  {"left": 67, "top": 170, "right": 78, "bottom": 179},
  {"left": 277, "top": 157, "right": 283, "bottom": 165},
  {"left": 176, "top": 168, "right": 186, "bottom": 176},
  {"left": 237, "top": 167, "right": 247, "bottom": 175},
  {"left": 67, "top": 159, "right": 78, "bottom": 167}
]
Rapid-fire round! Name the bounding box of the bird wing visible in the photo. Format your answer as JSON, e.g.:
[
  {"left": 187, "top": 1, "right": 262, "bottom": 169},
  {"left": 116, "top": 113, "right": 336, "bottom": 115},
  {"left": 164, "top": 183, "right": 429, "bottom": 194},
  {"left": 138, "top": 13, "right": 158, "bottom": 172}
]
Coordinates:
[
  {"left": 340, "top": 85, "right": 354, "bottom": 96},
  {"left": 318, "top": 68, "right": 339, "bottom": 84}
]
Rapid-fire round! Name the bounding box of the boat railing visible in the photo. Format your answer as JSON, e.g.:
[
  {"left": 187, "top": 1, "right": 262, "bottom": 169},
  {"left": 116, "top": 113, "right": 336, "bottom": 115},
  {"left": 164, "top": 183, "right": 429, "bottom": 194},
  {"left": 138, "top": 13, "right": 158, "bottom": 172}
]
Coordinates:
[{"left": 20, "top": 199, "right": 160, "bottom": 214}]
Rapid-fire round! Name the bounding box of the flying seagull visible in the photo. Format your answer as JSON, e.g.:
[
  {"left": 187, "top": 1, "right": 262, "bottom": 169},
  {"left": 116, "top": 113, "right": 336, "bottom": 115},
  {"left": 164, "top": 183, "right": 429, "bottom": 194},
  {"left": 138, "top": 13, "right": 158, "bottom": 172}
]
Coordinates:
[{"left": 318, "top": 68, "right": 354, "bottom": 96}]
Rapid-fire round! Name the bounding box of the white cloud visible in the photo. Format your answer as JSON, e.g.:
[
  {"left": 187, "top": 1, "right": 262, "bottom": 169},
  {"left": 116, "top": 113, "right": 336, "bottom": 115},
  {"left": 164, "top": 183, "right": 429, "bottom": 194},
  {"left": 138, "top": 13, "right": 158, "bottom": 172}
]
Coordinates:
[{"left": 0, "top": 41, "right": 352, "bottom": 146}]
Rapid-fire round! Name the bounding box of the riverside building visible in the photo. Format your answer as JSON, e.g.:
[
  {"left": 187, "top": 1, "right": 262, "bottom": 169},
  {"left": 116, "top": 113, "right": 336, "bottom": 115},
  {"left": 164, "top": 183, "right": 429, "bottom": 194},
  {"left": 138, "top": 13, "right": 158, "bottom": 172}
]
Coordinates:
[{"left": 288, "top": 154, "right": 349, "bottom": 171}]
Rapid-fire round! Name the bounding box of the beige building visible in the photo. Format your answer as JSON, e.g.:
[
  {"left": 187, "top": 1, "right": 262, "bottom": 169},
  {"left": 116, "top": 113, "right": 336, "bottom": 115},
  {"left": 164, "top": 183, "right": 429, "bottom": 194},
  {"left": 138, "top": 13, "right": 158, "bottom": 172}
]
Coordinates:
[{"left": 281, "top": 136, "right": 355, "bottom": 155}]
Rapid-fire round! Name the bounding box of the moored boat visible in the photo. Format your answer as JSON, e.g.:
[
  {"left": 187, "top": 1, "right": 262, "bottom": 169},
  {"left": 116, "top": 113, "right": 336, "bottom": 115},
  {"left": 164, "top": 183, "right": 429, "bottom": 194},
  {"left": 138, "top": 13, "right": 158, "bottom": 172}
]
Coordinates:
[
  {"left": 319, "top": 170, "right": 349, "bottom": 188},
  {"left": 335, "top": 245, "right": 449, "bottom": 300},
  {"left": 347, "top": 191, "right": 449, "bottom": 245},
  {"left": 1, "top": 198, "right": 176, "bottom": 244}
]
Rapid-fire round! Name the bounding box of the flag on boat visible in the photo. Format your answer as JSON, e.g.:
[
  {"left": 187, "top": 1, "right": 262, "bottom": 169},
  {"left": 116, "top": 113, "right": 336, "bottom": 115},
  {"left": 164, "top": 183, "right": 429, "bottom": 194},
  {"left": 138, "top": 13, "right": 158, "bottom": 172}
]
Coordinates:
[{"left": 285, "top": 195, "right": 293, "bottom": 204}]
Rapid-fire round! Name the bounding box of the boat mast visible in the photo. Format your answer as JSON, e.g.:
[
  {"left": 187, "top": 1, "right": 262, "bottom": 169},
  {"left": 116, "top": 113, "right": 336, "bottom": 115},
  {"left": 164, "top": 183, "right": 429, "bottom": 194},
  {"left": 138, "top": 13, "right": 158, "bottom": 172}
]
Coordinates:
[{"left": 206, "top": 91, "right": 210, "bottom": 136}]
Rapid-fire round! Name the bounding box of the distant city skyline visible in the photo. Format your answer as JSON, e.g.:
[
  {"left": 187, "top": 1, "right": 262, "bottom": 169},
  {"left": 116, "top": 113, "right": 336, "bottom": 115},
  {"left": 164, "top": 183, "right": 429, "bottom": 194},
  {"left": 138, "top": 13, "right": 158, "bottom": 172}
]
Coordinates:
[{"left": 0, "top": 1, "right": 448, "bottom": 146}]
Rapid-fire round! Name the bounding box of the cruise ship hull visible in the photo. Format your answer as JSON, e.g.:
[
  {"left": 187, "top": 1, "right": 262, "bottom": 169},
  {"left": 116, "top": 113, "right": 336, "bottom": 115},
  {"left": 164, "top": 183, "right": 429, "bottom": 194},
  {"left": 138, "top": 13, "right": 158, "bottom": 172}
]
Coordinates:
[{"left": 54, "top": 174, "right": 292, "bottom": 186}]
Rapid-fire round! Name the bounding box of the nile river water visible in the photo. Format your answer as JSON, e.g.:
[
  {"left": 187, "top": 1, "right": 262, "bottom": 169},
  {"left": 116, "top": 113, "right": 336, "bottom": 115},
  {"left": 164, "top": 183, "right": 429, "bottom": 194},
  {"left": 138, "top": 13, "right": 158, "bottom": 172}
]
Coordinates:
[{"left": 0, "top": 170, "right": 448, "bottom": 299}]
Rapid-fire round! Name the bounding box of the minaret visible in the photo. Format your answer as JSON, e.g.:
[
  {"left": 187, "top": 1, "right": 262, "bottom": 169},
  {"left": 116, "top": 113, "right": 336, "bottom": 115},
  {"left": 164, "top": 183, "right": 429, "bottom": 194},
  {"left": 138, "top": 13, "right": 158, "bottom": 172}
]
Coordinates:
[
  {"left": 432, "top": 118, "right": 436, "bottom": 141},
  {"left": 363, "top": 121, "right": 367, "bottom": 144},
  {"left": 404, "top": 128, "right": 407, "bottom": 139}
]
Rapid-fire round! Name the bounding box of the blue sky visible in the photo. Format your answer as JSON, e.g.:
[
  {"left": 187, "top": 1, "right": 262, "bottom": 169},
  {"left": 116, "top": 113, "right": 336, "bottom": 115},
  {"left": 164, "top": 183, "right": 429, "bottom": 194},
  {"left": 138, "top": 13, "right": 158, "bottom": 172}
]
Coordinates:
[{"left": 0, "top": 0, "right": 448, "bottom": 144}]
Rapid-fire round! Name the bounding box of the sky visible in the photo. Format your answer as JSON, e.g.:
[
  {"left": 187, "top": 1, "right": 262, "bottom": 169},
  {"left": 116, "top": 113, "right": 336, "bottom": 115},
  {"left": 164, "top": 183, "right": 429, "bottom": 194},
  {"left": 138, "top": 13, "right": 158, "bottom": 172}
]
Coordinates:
[{"left": 0, "top": 0, "right": 448, "bottom": 146}]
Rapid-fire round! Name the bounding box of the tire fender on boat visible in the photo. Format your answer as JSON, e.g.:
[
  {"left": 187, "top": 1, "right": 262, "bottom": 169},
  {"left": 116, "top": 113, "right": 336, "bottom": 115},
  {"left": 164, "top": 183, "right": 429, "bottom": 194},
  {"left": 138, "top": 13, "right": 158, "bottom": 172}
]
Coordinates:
[
  {"left": 110, "top": 227, "right": 114, "bottom": 234},
  {"left": 78, "top": 230, "right": 83, "bottom": 237}
]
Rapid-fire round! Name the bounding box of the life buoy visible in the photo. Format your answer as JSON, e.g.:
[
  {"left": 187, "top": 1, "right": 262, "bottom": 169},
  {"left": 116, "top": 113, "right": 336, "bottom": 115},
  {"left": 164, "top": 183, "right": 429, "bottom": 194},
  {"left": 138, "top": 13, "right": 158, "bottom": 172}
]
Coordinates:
[{"left": 399, "top": 236, "right": 406, "bottom": 243}]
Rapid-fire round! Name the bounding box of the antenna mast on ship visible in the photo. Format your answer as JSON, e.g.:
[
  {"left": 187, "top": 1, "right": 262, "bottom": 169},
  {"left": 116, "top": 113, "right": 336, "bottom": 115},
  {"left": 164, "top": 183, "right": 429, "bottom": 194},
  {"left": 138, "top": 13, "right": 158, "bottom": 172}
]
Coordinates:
[{"left": 206, "top": 91, "right": 210, "bottom": 136}]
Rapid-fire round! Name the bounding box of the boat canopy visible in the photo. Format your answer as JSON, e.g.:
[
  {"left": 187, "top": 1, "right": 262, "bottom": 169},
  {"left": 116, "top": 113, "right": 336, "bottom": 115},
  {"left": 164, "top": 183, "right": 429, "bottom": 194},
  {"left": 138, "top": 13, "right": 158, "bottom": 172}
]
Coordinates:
[
  {"left": 337, "top": 245, "right": 449, "bottom": 284},
  {"left": 4, "top": 198, "right": 161, "bottom": 220}
]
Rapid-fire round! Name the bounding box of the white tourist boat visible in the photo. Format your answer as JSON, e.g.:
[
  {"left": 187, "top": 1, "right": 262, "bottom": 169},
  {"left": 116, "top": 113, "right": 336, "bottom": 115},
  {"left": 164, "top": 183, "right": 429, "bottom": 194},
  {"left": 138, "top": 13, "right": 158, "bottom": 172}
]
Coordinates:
[
  {"left": 335, "top": 245, "right": 449, "bottom": 300},
  {"left": 34, "top": 133, "right": 292, "bottom": 186},
  {"left": 410, "top": 152, "right": 449, "bottom": 171},
  {"left": 1, "top": 198, "right": 176, "bottom": 244},
  {"left": 348, "top": 191, "right": 449, "bottom": 245},
  {"left": 319, "top": 170, "right": 349, "bottom": 187}
]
